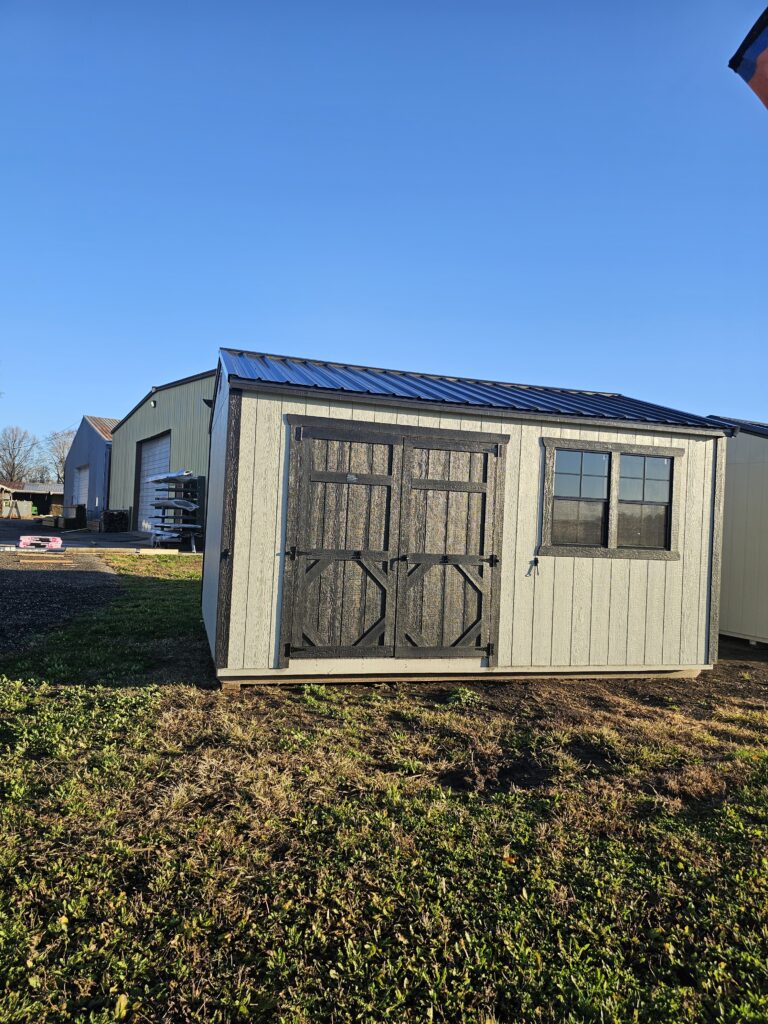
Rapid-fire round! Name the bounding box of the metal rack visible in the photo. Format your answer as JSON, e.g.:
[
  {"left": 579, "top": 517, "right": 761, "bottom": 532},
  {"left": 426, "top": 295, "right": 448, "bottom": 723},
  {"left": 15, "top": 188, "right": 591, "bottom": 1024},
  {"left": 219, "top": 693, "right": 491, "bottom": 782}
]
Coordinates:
[{"left": 147, "top": 471, "right": 204, "bottom": 552}]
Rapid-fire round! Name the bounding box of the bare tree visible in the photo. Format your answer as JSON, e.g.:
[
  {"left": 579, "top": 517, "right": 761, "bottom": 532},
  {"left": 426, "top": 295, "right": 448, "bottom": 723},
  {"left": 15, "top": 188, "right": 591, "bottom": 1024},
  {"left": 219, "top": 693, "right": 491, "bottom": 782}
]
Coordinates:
[
  {"left": 45, "top": 429, "right": 76, "bottom": 483},
  {"left": 27, "top": 462, "right": 53, "bottom": 483},
  {"left": 0, "top": 426, "right": 39, "bottom": 484}
]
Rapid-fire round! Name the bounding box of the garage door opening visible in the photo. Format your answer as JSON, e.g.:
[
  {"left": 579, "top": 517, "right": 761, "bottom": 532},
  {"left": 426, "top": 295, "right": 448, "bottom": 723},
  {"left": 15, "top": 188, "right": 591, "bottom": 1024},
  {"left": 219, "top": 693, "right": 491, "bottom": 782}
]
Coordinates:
[
  {"left": 135, "top": 433, "right": 171, "bottom": 532},
  {"left": 73, "top": 465, "right": 89, "bottom": 507}
]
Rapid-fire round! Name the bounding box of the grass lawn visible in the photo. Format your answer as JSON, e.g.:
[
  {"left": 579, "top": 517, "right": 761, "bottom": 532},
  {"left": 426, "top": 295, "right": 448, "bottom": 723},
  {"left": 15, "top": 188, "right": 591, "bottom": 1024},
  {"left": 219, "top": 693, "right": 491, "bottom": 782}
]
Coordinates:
[{"left": 1, "top": 554, "right": 768, "bottom": 1022}]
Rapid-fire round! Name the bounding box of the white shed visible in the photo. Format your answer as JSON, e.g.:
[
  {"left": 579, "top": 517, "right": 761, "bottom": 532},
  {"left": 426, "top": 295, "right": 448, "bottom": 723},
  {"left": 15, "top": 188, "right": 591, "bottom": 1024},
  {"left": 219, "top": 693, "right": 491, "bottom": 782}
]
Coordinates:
[
  {"left": 203, "top": 350, "right": 729, "bottom": 692},
  {"left": 709, "top": 416, "right": 768, "bottom": 644}
]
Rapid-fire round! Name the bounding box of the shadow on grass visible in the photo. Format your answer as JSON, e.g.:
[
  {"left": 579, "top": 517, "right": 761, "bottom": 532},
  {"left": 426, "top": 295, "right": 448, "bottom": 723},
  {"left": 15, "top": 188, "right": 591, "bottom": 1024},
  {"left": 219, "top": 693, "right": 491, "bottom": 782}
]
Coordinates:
[{"left": 0, "top": 571, "right": 216, "bottom": 689}]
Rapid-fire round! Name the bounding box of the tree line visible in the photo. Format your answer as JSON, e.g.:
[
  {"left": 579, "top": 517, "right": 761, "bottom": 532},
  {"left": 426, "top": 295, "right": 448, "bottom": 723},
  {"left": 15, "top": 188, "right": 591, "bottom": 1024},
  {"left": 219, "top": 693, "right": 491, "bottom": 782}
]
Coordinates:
[{"left": 0, "top": 426, "right": 75, "bottom": 486}]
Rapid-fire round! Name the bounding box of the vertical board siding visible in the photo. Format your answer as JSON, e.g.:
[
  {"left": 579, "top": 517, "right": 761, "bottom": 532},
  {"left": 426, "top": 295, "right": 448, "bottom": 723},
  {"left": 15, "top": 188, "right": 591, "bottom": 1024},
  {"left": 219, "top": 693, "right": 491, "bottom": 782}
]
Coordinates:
[
  {"left": 511, "top": 425, "right": 544, "bottom": 666},
  {"left": 626, "top": 560, "right": 649, "bottom": 665},
  {"left": 696, "top": 440, "right": 714, "bottom": 664},
  {"left": 679, "top": 439, "right": 705, "bottom": 666},
  {"left": 226, "top": 397, "right": 258, "bottom": 669},
  {"left": 720, "top": 433, "right": 768, "bottom": 643},
  {"left": 223, "top": 393, "right": 719, "bottom": 673},
  {"left": 201, "top": 388, "right": 230, "bottom": 653},
  {"left": 570, "top": 559, "right": 593, "bottom": 666},
  {"left": 644, "top": 561, "right": 666, "bottom": 665},
  {"left": 496, "top": 424, "right": 522, "bottom": 667},
  {"left": 662, "top": 440, "right": 689, "bottom": 665}
]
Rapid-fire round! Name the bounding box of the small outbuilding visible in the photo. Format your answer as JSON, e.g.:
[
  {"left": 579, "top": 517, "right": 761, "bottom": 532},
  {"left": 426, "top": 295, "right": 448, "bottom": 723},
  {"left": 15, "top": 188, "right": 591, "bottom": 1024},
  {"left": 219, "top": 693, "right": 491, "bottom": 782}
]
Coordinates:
[
  {"left": 202, "top": 350, "right": 730, "bottom": 690},
  {"left": 63, "top": 415, "right": 119, "bottom": 520},
  {"left": 1, "top": 481, "right": 65, "bottom": 517},
  {"left": 109, "top": 370, "right": 215, "bottom": 531},
  {"left": 708, "top": 416, "right": 768, "bottom": 644}
]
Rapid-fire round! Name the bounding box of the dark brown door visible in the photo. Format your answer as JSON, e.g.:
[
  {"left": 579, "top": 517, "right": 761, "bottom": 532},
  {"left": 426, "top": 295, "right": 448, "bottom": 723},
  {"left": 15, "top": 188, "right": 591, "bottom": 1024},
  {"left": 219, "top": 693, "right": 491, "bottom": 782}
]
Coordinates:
[
  {"left": 286, "top": 426, "right": 403, "bottom": 658},
  {"left": 282, "top": 418, "right": 506, "bottom": 664},
  {"left": 395, "top": 438, "right": 502, "bottom": 659}
]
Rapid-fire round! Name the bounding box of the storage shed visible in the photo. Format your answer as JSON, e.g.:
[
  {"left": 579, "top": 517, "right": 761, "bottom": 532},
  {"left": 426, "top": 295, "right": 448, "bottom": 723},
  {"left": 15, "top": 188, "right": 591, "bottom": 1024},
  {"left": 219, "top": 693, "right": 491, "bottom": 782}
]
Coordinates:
[
  {"left": 63, "top": 415, "right": 118, "bottom": 520},
  {"left": 708, "top": 416, "right": 768, "bottom": 644},
  {"left": 202, "top": 350, "right": 729, "bottom": 690},
  {"left": 109, "top": 370, "right": 215, "bottom": 531},
  {"left": 1, "top": 481, "right": 65, "bottom": 517}
]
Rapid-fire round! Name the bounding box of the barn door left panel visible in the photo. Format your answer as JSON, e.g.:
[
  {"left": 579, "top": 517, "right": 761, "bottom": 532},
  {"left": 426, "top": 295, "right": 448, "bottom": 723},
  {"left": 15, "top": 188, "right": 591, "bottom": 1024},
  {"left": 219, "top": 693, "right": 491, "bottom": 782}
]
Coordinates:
[{"left": 281, "top": 421, "right": 403, "bottom": 661}]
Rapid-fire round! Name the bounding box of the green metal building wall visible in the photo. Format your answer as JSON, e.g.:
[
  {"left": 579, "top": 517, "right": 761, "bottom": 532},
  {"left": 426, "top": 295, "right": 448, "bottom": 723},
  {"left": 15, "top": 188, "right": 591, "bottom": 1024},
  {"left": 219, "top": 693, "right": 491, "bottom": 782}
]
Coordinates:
[{"left": 109, "top": 371, "right": 215, "bottom": 525}]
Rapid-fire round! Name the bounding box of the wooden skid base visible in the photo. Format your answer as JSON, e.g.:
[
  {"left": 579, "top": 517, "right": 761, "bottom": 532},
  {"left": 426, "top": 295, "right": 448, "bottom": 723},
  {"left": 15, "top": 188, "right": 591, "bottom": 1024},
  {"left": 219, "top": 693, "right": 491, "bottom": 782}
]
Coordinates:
[{"left": 219, "top": 668, "right": 705, "bottom": 694}]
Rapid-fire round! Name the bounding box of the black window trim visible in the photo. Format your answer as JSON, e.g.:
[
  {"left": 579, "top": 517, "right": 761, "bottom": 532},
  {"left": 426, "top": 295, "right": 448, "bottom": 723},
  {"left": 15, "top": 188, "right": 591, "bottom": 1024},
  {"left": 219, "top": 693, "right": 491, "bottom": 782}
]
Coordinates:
[{"left": 539, "top": 438, "right": 684, "bottom": 561}]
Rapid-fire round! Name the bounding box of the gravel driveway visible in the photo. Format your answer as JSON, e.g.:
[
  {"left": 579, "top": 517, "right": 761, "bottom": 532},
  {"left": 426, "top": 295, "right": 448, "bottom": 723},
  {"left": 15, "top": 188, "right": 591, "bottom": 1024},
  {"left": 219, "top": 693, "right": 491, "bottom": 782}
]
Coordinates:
[{"left": 0, "top": 551, "right": 123, "bottom": 656}]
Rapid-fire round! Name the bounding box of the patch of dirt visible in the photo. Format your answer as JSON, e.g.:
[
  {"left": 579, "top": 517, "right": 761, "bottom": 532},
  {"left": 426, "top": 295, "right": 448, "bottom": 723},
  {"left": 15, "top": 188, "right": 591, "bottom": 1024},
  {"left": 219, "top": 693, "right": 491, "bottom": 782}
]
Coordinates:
[
  {"left": 0, "top": 551, "right": 122, "bottom": 657},
  {"left": 437, "top": 749, "right": 555, "bottom": 793}
]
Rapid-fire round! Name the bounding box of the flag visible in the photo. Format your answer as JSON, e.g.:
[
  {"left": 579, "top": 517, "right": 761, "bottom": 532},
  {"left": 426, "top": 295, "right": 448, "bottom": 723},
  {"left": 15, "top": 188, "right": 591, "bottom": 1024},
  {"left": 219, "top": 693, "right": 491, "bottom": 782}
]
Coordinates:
[{"left": 729, "top": 6, "right": 768, "bottom": 109}]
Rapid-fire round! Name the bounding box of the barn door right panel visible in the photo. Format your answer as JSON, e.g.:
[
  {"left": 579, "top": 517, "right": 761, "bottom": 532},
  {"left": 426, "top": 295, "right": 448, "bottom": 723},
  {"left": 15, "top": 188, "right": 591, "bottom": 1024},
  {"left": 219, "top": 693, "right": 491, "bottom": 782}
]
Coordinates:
[{"left": 395, "top": 437, "right": 505, "bottom": 661}]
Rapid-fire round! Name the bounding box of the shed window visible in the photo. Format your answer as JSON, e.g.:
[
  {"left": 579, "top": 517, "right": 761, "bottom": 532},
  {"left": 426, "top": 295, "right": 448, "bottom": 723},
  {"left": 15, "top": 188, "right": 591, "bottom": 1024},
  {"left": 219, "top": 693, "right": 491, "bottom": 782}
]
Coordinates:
[
  {"left": 618, "top": 455, "right": 672, "bottom": 550},
  {"left": 551, "top": 450, "right": 609, "bottom": 546},
  {"left": 541, "top": 438, "right": 684, "bottom": 561}
]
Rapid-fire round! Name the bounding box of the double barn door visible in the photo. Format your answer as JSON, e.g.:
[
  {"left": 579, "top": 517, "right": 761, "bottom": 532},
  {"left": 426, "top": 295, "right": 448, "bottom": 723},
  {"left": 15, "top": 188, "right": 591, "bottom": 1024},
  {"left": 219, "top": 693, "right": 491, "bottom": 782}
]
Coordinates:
[{"left": 281, "top": 417, "right": 507, "bottom": 665}]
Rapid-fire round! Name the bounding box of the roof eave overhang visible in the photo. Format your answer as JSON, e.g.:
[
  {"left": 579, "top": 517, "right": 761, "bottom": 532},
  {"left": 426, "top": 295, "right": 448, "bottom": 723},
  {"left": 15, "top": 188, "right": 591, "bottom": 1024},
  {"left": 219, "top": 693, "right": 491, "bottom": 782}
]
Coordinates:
[
  {"left": 112, "top": 369, "right": 216, "bottom": 433},
  {"left": 227, "top": 377, "right": 729, "bottom": 439}
]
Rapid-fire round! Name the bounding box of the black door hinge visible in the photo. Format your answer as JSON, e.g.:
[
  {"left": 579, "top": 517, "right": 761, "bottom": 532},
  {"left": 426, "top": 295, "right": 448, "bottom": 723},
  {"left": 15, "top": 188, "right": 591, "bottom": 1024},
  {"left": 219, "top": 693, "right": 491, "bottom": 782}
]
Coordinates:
[
  {"left": 486, "top": 641, "right": 494, "bottom": 656},
  {"left": 287, "top": 545, "right": 297, "bottom": 560}
]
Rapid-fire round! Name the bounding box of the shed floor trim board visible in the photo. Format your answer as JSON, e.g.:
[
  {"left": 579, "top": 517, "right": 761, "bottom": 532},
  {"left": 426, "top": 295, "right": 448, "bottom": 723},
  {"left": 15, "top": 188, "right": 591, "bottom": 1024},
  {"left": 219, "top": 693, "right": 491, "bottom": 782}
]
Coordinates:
[
  {"left": 219, "top": 667, "right": 708, "bottom": 693},
  {"left": 217, "top": 664, "right": 711, "bottom": 682}
]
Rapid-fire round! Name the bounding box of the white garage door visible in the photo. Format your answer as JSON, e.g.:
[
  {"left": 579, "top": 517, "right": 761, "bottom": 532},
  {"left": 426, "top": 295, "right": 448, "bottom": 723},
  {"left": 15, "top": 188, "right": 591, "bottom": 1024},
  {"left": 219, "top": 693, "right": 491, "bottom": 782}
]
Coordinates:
[
  {"left": 137, "top": 434, "right": 171, "bottom": 532},
  {"left": 74, "top": 465, "right": 89, "bottom": 507}
]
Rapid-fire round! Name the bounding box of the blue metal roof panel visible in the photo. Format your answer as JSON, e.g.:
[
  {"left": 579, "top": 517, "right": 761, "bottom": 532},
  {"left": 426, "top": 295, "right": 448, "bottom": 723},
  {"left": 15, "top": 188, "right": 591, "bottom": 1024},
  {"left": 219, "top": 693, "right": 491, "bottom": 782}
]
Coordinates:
[
  {"left": 220, "top": 349, "right": 720, "bottom": 429},
  {"left": 708, "top": 415, "right": 768, "bottom": 439}
]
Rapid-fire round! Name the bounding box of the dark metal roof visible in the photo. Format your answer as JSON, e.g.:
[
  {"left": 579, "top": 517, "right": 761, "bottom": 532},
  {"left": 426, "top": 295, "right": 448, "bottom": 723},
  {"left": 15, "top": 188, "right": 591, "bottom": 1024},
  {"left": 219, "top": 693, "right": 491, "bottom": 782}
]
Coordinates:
[
  {"left": 220, "top": 349, "right": 721, "bottom": 430},
  {"left": 708, "top": 415, "right": 768, "bottom": 439}
]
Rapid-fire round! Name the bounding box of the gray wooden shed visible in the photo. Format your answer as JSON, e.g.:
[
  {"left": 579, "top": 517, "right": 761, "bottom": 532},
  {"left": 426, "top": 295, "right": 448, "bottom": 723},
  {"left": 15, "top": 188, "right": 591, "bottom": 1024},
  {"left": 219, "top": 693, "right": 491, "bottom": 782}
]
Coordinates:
[
  {"left": 708, "top": 416, "right": 768, "bottom": 644},
  {"left": 202, "top": 350, "right": 729, "bottom": 691}
]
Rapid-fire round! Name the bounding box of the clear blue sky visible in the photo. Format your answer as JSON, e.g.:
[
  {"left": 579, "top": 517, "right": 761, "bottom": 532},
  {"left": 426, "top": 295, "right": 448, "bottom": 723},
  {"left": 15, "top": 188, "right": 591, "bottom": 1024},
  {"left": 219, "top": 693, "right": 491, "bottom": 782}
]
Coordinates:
[{"left": 1, "top": 1, "right": 766, "bottom": 437}]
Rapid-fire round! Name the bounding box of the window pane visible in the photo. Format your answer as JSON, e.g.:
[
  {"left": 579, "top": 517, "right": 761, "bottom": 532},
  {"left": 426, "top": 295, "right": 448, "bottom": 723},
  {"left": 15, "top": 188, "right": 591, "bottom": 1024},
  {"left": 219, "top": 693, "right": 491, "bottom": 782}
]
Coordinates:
[
  {"left": 554, "top": 473, "right": 580, "bottom": 498},
  {"left": 581, "top": 474, "right": 608, "bottom": 499},
  {"left": 618, "top": 503, "right": 668, "bottom": 549},
  {"left": 582, "top": 452, "right": 609, "bottom": 477},
  {"left": 552, "top": 499, "right": 606, "bottom": 547},
  {"left": 619, "top": 476, "right": 643, "bottom": 501},
  {"left": 551, "top": 498, "right": 579, "bottom": 544},
  {"left": 621, "top": 455, "right": 645, "bottom": 479},
  {"left": 644, "top": 478, "right": 670, "bottom": 503},
  {"left": 617, "top": 503, "right": 641, "bottom": 547},
  {"left": 640, "top": 504, "right": 668, "bottom": 548},
  {"left": 555, "top": 450, "right": 581, "bottom": 474},
  {"left": 645, "top": 457, "right": 671, "bottom": 481}
]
